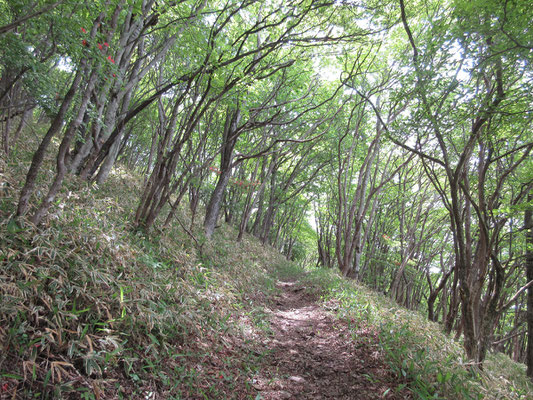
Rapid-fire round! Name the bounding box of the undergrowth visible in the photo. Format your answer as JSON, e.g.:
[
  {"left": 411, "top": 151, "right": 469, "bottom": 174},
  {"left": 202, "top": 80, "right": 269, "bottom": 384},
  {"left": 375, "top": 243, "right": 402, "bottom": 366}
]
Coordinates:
[
  {"left": 1, "top": 130, "right": 532, "bottom": 399},
  {"left": 0, "top": 142, "right": 285, "bottom": 399},
  {"left": 287, "top": 264, "right": 533, "bottom": 400}
]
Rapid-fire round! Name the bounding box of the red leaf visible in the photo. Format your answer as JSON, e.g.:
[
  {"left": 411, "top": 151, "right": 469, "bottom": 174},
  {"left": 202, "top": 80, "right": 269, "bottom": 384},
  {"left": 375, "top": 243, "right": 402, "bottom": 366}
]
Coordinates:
[
  {"left": 81, "top": 27, "right": 87, "bottom": 33},
  {"left": 98, "top": 43, "right": 103, "bottom": 50}
]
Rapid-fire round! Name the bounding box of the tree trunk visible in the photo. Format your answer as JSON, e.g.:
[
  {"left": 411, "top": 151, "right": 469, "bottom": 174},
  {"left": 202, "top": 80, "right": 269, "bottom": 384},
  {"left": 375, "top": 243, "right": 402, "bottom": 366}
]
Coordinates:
[
  {"left": 237, "top": 159, "right": 262, "bottom": 241},
  {"left": 204, "top": 107, "right": 241, "bottom": 238},
  {"left": 31, "top": 69, "right": 99, "bottom": 225},
  {"left": 12, "top": 104, "right": 34, "bottom": 145},
  {"left": 526, "top": 193, "right": 533, "bottom": 379},
  {"left": 204, "top": 168, "right": 232, "bottom": 238},
  {"left": 427, "top": 269, "right": 452, "bottom": 322},
  {"left": 16, "top": 68, "right": 84, "bottom": 217},
  {"left": 445, "top": 270, "right": 459, "bottom": 334}
]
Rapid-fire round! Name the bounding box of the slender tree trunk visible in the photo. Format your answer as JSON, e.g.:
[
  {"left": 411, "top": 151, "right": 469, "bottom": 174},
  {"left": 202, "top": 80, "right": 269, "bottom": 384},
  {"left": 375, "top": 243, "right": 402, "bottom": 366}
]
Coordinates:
[
  {"left": 251, "top": 165, "right": 270, "bottom": 236},
  {"left": 204, "top": 107, "right": 240, "bottom": 238},
  {"left": 238, "top": 157, "right": 273, "bottom": 241},
  {"left": 12, "top": 104, "right": 34, "bottom": 145},
  {"left": 31, "top": 69, "right": 99, "bottom": 225},
  {"left": 237, "top": 160, "right": 260, "bottom": 241},
  {"left": 445, "top": 270, "right": 459, "bottom": 334},
  {"left": 428, "top": 269, "right": 452, "bottom": 322},
  {"left": 526, "top": 193, "right": 533, "bottom": 379},
  {"left": 16, "top": 68, "right": 84, "bottom": 217},
  {"left": 260, "top": 201, "right": 277, "bottom": 245},
  {"left": 204, "top": 168, "right": 232, "bottom": 238},
  {"left": 163, "top": 174, "right": 193, "bottom": 228},
  {"left": 144, "top": 126, "right": 158, "bottom": 183}
]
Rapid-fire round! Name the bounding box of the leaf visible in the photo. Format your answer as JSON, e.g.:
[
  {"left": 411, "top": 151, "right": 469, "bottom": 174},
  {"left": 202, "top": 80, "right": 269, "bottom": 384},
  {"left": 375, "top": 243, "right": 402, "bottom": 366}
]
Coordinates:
[
  {"left": 147, "top": 333, "right": 160, "bottom": 346},
  {"left": 43, "top": 368, "right": 52, "bottom": 388},
  {"left": 7, "top": 219, "right": 23, "bottom": 234},
  {"left": 0, "top": 373, "right": 23, "bottom": 380}
]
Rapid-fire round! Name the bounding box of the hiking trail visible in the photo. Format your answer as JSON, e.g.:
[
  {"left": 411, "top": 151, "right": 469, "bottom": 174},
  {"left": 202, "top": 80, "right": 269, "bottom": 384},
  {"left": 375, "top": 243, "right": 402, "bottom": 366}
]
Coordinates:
[{"left": 251, "top": 280, "right": 411, "bottom": 399}]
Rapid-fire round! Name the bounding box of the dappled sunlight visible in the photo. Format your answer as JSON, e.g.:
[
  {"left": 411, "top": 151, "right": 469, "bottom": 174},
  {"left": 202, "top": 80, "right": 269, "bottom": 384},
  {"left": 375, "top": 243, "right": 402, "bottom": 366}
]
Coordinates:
[{"left": 253, "top": 281, "right": 410, "bottom": 399}]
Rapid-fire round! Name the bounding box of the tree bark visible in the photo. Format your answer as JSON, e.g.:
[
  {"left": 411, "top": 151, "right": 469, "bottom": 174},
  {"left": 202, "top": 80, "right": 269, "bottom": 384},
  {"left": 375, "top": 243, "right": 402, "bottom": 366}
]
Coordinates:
[
  {"left": 526, "top": 193, "right": 533, "bottom": 378},
  {"left": 16, "top": 68, "right": 84, "bottom": 217},
  {"left": 204, "top": 107, "right": 241, "bottom": 238}
]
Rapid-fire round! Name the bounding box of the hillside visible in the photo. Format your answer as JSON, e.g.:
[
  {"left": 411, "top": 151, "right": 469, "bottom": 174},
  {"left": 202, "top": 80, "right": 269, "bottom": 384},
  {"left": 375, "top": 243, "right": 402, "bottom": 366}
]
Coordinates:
[{"left": 1, "top": 140, "right": 531, "bottom": 399}]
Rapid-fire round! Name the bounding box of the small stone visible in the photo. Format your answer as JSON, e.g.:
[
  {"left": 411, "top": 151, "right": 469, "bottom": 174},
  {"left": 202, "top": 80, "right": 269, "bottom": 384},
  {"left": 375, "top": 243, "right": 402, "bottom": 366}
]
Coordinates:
[{"left": 289, "top": 375, "right": 305, "bottom": 383}]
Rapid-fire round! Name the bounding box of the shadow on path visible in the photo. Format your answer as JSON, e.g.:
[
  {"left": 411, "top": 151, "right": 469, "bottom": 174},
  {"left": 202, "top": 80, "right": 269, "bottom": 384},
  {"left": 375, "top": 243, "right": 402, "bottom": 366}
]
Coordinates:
[{"left": 253, "top": 281, "right": 411, "bottom": 399}]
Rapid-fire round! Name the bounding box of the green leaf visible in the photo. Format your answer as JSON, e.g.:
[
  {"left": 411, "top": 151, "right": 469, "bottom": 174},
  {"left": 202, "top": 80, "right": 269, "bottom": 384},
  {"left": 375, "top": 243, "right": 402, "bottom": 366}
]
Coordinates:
[
  {"left": 1, "top": 373, "right": 23, "bottom": 380},
  {"left": 148, "top": 333, "right": 160, "bottom": 346},
  {"left": 7, "top": 219, "right": 23, "bottom": 234}
]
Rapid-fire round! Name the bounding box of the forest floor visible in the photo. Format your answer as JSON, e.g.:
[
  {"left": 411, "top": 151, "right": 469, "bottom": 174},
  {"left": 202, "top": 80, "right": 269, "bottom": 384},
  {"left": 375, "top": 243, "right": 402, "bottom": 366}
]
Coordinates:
[
  {"left": 2, "top": 152, "right": 528, "bottom": 399},
  {"left": 250, "top": 280, "right": 411, "bottom": 400}
]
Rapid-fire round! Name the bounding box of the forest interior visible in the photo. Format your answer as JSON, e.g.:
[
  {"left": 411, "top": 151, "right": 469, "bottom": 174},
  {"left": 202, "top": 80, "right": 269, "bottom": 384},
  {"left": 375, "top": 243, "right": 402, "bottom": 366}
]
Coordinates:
[{"left": 0, "top": 0, "right": 532, "bottom": 398}]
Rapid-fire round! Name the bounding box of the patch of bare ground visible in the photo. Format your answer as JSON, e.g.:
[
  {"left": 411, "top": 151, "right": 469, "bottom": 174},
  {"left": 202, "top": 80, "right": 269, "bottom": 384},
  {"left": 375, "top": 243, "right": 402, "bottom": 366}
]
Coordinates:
[{"left": 252, "top": 281, "right": 412, "bottom": 399}]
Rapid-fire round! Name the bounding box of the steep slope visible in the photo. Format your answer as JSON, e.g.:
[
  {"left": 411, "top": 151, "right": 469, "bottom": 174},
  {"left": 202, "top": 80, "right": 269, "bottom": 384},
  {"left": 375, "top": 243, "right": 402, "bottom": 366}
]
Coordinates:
[{"left": 0, "top": 152, "right": 285, "bottom": 398}]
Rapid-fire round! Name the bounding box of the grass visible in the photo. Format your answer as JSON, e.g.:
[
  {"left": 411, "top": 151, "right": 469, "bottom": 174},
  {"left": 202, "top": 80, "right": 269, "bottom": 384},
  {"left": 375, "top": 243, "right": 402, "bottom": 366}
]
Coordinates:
[
  {"left": 286, "top": 264, "right": 533, "bottom": 400},
  {"left": 0, "top": 133, "right": 287, "bottom": 399},
  {"left": 1, "top": 127, "right": 532, "bottom": 399}
]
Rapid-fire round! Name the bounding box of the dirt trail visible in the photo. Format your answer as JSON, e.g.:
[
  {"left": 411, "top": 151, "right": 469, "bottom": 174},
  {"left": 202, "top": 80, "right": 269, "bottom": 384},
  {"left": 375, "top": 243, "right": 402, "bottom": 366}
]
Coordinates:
[{"left": 253, "top": 281, "right": 411, "bottom": 399}]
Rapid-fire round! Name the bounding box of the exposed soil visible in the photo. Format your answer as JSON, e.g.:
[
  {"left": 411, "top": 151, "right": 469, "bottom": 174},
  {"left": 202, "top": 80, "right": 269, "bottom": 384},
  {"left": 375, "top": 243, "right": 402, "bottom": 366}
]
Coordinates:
[{"left": 252, "top": 281, "right": 412, "bottom": 399}]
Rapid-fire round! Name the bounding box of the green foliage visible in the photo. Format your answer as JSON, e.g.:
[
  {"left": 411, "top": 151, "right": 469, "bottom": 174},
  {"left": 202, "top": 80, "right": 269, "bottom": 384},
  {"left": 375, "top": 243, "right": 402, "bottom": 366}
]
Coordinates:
[
  {"left": 1, "top": 0, "right": 532, "bottom": 396},
  {"left": 0, "top": 161, "right": 286, "bottom": 398},
  {"left": 297, "top": 266, "right": 533, "bottom": 400}
]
